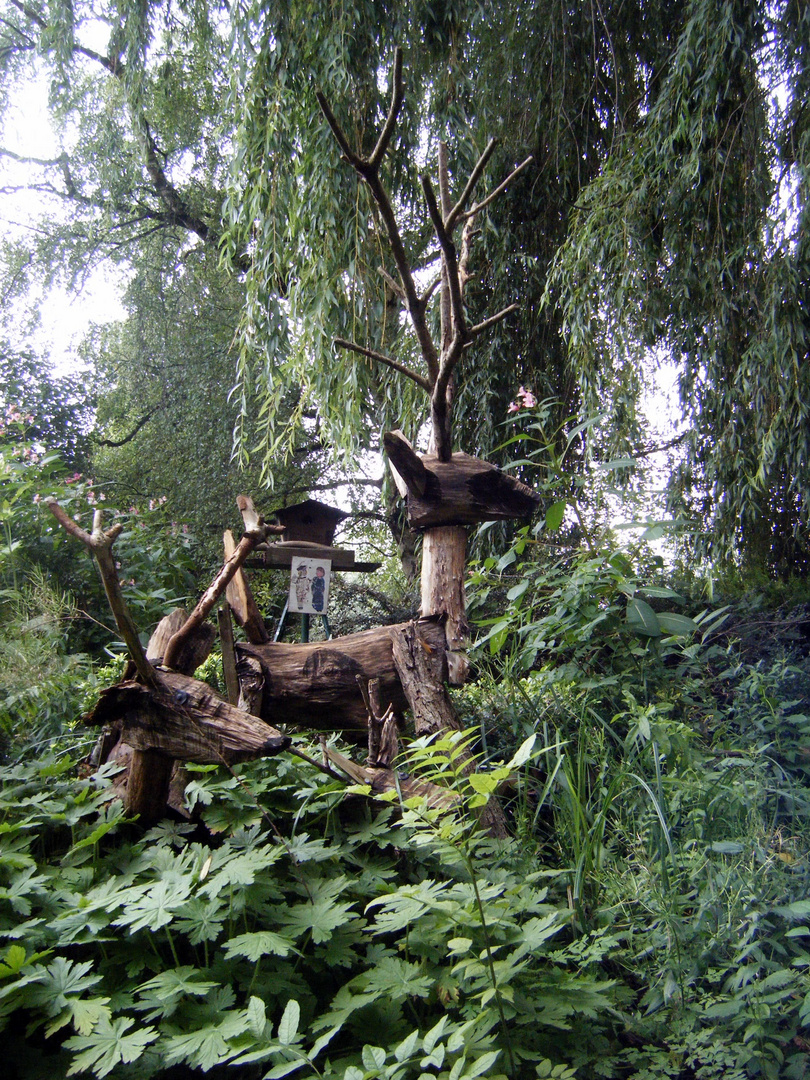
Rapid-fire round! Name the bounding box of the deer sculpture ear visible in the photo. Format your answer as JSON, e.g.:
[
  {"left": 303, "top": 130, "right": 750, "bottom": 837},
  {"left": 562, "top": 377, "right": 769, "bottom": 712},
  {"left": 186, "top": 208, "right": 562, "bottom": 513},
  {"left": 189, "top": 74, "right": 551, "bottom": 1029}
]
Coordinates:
[{"left": 383, "top": 430, "right": 428, "bottom": 498}]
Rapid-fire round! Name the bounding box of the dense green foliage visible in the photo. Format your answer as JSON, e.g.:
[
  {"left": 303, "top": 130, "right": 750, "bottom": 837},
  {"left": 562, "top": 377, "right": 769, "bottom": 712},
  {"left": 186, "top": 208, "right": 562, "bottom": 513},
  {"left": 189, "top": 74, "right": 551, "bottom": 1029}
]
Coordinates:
[
  {"left": 3, "top": 583, "right": 810, "bottom": 1079},
  {"left": 1, "top": 0, "right": 808, "bottom": 573}
]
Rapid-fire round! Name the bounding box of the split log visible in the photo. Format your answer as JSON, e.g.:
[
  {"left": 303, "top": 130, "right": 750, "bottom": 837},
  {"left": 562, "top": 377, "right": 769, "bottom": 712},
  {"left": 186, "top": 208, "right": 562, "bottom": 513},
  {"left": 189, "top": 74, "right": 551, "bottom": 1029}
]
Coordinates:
[
  {"left": 383, "top": 433, "right": 540, "bottom": 529},
  {"left": 390, "top": 620, "right": 509, "bottom": 838},
  {"left": 236, "top": 617, "right": 447, "bottom": 734},
  {"left": 224, "top": 529, "right": 269, "bottom": 644},
  {"left": 358, "top": 676, "right": 400, "bottom": 768},
  {"left": 88, "top": 670, "right": 291, "bottom": 765}
]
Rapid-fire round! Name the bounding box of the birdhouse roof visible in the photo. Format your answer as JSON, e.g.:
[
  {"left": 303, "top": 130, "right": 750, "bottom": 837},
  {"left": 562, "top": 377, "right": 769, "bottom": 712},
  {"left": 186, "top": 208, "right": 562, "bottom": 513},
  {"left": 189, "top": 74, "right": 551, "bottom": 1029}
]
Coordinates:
[{"left": 271, "top": 499, "right": 349, "bottom": 526}]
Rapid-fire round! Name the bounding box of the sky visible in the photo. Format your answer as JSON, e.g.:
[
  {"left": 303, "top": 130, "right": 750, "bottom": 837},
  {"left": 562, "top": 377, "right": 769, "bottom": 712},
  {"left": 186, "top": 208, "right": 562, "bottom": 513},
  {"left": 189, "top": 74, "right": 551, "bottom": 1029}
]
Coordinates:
[{"left": 1, "top": 63, "right": 127, "bottom": 376}]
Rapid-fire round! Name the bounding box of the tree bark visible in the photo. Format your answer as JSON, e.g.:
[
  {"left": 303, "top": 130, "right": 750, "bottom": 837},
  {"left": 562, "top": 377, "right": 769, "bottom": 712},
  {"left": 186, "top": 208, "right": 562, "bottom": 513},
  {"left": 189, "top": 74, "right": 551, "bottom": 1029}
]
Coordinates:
[
  {"left": 237, "top": 617, "right": 447, "bottom": 734},
  {"left": 421, "top": 526, "right": 469, "bottom": 684},
  {"left": 390, "top": 621, "right": 509, "bottom": 839}
]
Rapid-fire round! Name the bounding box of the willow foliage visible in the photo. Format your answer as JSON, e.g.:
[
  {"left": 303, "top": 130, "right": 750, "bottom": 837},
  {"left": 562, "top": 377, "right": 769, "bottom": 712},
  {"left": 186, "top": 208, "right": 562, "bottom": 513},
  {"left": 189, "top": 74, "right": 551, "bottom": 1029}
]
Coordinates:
[
  {"left": 1, "top": 0, "right": 808, "bottom": 567},
  {"left": 223, "top": 0, "right": 808, "bottom": 567}
]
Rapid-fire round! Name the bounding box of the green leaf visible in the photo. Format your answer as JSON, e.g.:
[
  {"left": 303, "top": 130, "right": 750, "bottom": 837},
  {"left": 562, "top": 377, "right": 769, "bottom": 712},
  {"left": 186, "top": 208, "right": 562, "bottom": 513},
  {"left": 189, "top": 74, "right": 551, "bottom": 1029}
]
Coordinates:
[
  {"left": 626, "top": 598, "right": 661, "bottom": 637},
  {"left": 656, "top": 612, "right": 699, "bottom": 637},
  {"left": 65, "top": 1016, "right": 158, "bottom": 1078},
  {"left": 464, "top": 1050, "right": 501, "bottom": 1078},
  {"left": 278, "top": 999, "right": 300, "bottom": 1045},
  {"left": 247, "top": 996, "right": 267, "bottom": 1039},
  {"left": 224, "top": 931, "right": 298, "bottom": 961},
  {"left": 506, "top": 734, "right": 537, "bottom": 770},
  {"left": 164, "top": 1024, "right": 230, "bottom": 1071},
  {"left": 362, "top": 1045, "right": 387, "bottom": 1070},
  {"left": 422, "top": 1015, "right": 448, "bottom": 1053},
  {"left": 394, "top": 1029, "right": 421, "bottom": 1062},
  {"left": 545, "top": 500, "right": 567, "bottom": 531}
]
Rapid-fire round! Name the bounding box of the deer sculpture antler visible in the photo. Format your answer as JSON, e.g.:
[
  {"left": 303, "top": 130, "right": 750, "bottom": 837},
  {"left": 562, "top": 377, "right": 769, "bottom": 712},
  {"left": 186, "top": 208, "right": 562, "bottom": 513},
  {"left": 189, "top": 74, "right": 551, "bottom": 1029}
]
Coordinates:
[{"left": 316, "top": 47, "right": 532, "bottom": 461}]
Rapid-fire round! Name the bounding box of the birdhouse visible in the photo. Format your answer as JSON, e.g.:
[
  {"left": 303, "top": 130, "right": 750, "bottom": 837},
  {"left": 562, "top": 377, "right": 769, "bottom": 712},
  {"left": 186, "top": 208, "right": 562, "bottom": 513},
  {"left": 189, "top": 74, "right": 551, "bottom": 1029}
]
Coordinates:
[{"left": 271, "top": 499, "right": 349, "bottom": 547}]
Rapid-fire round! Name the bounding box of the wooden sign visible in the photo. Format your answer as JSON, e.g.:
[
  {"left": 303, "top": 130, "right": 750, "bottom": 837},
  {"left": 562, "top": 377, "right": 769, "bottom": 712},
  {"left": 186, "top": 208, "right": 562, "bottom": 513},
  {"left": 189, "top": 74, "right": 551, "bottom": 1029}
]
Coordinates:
[{"left": 288, "top": 558, "right": 331, "bottom": 615}]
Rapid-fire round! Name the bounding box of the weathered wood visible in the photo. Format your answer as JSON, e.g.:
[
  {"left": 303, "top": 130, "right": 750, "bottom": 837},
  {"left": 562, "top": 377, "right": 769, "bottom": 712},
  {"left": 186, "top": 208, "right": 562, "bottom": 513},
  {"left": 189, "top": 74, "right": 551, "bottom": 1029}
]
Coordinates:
[
  {"left": 358, "top": 675, "right": 400, "bottom": 768},
  {"left": 224, "top": 529, "right": 269, "bottom": 644},
  {"left": 218, "top": 605, "right": 241, "bottom": 706},
  {"left": 148, "top": 608, "right": 215, "bottom": 675},
  {"left": 320, "top": 744, "right": 458, "bottom": 809},
  {"left": 389, "top": 450, "right": 540, "bottom": 529},
  {"left": 390, "top": 620, "right": 509, "bottom": 838},
  {"left": 238, "top": 654, "right": 265, "bottom": 717},
  {"left": 237, "top": 494, "right": 286, "bottom": 537},
  {"left": 164, "top": 525, "right": 267, "bottom": 669},
  {"left": 389, "top": 621, "right": 460, "bottom": 739},
  {"left": 126, "top": 749, "right": 175, "bottom": 826},
  {"left": 421, "top": 526, "right": 469, "bottom": 685},
  {"left": 383, "top": 430, "right": 428, "bottom": 498},
  {"left": 237, "top": 617, "right": 447, "bottom": 733},
  {"left": 87, "top": 670, "right": 291, "bottom": 764},
  {"left": 248, "top": 541, "right": 357, "bottom": 569},
  {"left": 45, "top": 499, "right": 159, "bottom": 688}
]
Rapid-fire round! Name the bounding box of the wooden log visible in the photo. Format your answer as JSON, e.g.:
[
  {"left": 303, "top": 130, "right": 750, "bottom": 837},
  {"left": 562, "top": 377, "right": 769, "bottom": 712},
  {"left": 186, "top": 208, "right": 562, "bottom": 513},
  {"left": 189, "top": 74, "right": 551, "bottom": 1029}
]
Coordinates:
[
  {"left": 320, "top": 744, "right": 458, "bottom": 809},
  {"left": 218, "top": 605, "right": 241, "bottom": 706},
  {"left": 224, "top": 529, "right": 269, "bottom": 644},
  {"left": 147, "top": 608, "right": 216, "bottom": 674},
  {"left": 126, "top": 750, "right": 175, "bottom": 826},
  {"left": 383, "top": 430, "right": 428, "bottom": 498},
  {"left": 87, "top": 670, "right": 291, "bottom": 765},
  {"left": 421, "top": 525, "right": 469, "bottom": 684},
  {"left": 390, "top": 620, "right": 509, "bottom": 838},
  {"left": 383, "top": 445, "right": 540, "bottom": 529},
  {"left": 389, "top": 621, "right": 461, "bottom": 740},
  {"left": 237, "top": 617, "right": 447, "bottom": 734}
]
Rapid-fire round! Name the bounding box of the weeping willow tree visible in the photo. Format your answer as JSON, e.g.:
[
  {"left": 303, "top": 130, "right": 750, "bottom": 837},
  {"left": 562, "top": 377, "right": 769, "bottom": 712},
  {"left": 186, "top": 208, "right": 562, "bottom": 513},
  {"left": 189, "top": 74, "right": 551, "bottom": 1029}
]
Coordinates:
[
  {"left": 222, "top": 0, "right": 809, "bottom": 574},
  {"left": 1, "top": 0, "right": 808, "bottom": 573}
]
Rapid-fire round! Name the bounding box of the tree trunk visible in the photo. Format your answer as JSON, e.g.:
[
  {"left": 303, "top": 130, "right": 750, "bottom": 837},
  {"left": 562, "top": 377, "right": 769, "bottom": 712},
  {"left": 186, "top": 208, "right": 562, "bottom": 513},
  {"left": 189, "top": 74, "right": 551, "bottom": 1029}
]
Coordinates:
[
  {"left": 421, "top": 525, "right": 469, "bottom": 684},
  {"left": 125, "top": 750, "right": 175, "bottom": 826},
  {"left": 236, "top": 617, "right": 447, "bottom": 734},
  {"left": 390, "top": 621, "right": 508, "bottom": 838}
]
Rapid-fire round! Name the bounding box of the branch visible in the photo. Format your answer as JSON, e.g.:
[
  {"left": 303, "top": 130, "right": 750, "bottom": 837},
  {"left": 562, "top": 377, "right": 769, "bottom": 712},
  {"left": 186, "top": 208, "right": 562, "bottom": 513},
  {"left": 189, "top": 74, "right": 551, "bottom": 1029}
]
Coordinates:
[
  {"left": 334, "top": 337, "right": 431, "bottom": 391},
  {"left": 44, "top": 499, "right": 158, "bottom": 687},
  {"left": 163, "top": 518, "right": 273, "bottom": 670},
  {"left": 421, "top": 173, "right": 467, "bottom": 346},
  {"left": 463, "top": 156, "right": 533, "bottom": 220},
  {"left": 94, "top": 407, "right": 160, "bottom": 447},
  {"left": 369, "top": 48, "right": 404, "bottom": 167},
  {"left": 469, "top": 303, "right": 519, "bottom": 338},
  {"left": 317, "top": 48, "right": 440, "bottom": 386},
  {"left": 446, "top": 138, "right": 497, "bottom": 231}
]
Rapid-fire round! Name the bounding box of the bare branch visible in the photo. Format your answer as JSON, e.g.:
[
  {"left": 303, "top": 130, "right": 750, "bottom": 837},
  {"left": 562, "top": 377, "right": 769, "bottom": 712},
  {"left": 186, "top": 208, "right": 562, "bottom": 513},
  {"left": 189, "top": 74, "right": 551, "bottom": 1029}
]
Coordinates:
[
  {"left": 314, "top": 91, "right": 361, "bottom": 167},
  {"left": 378, "top": 265, "right": 405, "bottom": 299},
  {"left": 421, "top": 173, "right": 467, "bottom": 350},
  {"left": 463, "top": 156, "right": 533, "bottom": 220},
  {"left": 94, "top": 407, "right": 160, "bottom": 448},
  {"left": 469, "top": 303, "right": 519, "bottom": 338},
  {"left": 369, "top": 48, "right": 404, "bottom": 167},
  {"left": 334, "top": 337, "right": 431, "bottom": 391},
  {"left": 44, "top": 499, "right": 158, "bottom": 687},
  {"left": 446, "top": 138, "right": 497, "bottom": 231},
  {"left": 163, "top": 518, "right": 272, "bottom": 670},
  {"left": 317, "top": 54, "right": 440, "bottom": 386}
]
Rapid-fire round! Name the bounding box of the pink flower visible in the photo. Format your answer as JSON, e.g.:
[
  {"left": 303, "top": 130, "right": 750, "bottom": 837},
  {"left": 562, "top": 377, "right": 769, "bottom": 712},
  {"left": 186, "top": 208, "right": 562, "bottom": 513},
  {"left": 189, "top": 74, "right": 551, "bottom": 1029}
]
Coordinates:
[
  {"left": 33, "top": 493, "right": 41, "bottom": 504},
  {"left": 507, "top": 400, "right": 520, "bottom": 414}
]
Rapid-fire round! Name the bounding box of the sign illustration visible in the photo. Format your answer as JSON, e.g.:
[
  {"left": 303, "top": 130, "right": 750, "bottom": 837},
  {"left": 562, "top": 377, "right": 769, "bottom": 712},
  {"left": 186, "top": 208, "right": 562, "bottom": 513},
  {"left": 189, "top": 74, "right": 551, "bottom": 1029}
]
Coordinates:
[{"left": 288, "top": 558, "right": 332, "bottom": 615}]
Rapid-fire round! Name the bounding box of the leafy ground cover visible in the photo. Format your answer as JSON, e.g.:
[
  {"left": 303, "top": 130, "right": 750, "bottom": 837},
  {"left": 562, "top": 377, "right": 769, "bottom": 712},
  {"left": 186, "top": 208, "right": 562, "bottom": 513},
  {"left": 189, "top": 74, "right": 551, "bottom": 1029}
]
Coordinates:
[{"left": 3, "top": 598, "right": 810, "bottom": 1080}]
